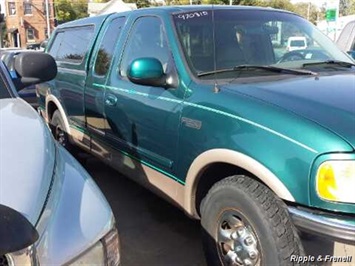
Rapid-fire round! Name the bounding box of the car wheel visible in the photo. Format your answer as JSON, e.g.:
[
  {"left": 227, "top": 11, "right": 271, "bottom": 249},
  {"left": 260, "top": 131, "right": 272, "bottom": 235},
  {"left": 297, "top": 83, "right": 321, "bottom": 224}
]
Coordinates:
[
  {"left": 51, "top": 110, "right": 74, "bottom": 152},
  {"left": 200, "top": 175, "right": 304, "bottom": 266}
]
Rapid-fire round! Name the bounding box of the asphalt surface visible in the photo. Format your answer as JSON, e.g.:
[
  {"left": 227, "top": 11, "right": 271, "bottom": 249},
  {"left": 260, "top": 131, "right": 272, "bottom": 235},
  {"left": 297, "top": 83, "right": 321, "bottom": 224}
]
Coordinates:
[{"left": 79, "top": 155, "right": 354, "bottom": 266}]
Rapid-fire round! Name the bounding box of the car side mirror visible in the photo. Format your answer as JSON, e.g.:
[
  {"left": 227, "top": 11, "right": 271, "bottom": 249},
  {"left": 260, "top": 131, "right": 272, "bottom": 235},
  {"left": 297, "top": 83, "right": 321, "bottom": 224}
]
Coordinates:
[
  {"left": 13, "top": 52, "right": 57, "bottom": 91},
  {"left": 0, "top": 204, "right": 39, "bottom": 256},
  {"left": 347, "top": 50, "right": 355, "bottom": 60},
  {"left": 127, "top": 57, "right": 167, "bottom": 88}
]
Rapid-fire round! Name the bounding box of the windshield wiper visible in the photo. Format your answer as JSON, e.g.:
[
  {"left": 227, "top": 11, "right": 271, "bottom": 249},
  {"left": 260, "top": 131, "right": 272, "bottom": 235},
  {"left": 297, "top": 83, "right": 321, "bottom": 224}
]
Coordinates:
[
  {"left": 303, "top": 60, "right": 355, "bottom": 68},
  {"left": 197, "top": 65, "right": 317, "bottom": 77}
]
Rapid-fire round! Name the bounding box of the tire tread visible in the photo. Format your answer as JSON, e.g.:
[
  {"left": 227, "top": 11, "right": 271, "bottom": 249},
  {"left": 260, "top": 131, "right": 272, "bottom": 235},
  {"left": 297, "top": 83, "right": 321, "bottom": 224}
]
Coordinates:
[{"left": 201, "top": 175, "right": 304, "bottom": 265}]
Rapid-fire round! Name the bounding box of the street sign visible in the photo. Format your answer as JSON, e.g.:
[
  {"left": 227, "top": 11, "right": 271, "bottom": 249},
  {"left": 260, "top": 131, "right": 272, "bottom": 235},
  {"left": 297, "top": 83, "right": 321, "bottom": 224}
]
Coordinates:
[
  {"left": 325, "top": 0, "right": 339, "bottom": 22},
  {"left": 326, "top": 8, "right": 337, "bottom": 21}
]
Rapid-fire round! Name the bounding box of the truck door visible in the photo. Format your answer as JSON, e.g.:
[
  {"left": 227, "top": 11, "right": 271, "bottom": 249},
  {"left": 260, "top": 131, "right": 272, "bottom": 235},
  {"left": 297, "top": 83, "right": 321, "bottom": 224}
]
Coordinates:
[
  {"left": 104, "top": 16, "right": 185, "bottom": 180},
  {"left": 84, "top": 15, "right": 126, "bottom": 157},
  {"left": 48, "top": 26, "right": 94, "bottom": 130}
]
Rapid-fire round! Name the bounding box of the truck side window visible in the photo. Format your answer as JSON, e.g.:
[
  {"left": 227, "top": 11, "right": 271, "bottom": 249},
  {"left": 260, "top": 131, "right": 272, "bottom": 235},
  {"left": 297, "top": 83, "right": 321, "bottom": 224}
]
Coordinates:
[
  {"left": 94, "top": 17, "right": 126, "bottom": 76},
  {"left": 49, "top": 26, "right": 94, "bottom": 64},
  {"left": 120, "top": 16, "right": 170, "bottom": 77},
  {"left": 48, "top": 32, "right": 64, "bottom": 59}
]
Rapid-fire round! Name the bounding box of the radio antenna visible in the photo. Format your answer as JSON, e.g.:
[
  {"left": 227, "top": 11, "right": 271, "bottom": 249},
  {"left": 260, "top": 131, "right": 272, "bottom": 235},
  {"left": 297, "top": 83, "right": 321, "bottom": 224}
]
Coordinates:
[{"left": 211, "top": 5, "right": 220, "bottom": 93}]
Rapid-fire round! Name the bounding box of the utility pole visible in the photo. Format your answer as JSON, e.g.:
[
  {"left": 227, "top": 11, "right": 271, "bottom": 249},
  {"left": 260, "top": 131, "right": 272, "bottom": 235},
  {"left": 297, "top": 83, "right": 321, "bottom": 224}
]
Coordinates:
[
  {"left": 307, "top": 1, "right": 311, "bottom": 20},
  {"left": 45, "top": 0, "right": 51, "bottom": 38}
]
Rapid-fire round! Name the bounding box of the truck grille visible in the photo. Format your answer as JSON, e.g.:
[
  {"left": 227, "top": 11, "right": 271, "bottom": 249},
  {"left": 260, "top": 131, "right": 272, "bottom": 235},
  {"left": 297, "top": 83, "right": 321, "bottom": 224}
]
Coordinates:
[{"left": 0, "top": 256, "right": 9, "bottom": 266}]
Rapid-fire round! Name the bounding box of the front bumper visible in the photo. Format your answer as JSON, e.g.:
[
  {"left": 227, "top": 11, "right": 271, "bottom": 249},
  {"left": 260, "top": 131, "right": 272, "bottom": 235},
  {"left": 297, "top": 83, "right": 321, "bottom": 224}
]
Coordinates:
[{"left": 288, "top": 206, "right": 355, "bottom": 245}]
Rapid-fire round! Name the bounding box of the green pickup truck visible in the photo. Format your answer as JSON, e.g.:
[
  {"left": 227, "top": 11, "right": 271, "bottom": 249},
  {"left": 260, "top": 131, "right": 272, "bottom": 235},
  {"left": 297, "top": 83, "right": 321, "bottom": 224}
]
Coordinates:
[{"left": 38, "top": 5, "right": 355, "bottom": 266}]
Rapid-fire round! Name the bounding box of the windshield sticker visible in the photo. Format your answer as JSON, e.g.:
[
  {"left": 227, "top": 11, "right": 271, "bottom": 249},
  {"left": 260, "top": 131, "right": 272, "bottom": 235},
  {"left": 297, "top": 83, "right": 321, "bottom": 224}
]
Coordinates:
[{"left": 175, "top": 11, "right": 209, "bottom": 20}]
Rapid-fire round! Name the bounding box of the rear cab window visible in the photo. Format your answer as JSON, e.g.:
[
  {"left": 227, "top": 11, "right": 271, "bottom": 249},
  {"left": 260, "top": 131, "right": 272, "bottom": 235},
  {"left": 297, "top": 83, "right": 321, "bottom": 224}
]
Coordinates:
[{"left": 48, "top": 26, "right": 95, "bottom": 68}]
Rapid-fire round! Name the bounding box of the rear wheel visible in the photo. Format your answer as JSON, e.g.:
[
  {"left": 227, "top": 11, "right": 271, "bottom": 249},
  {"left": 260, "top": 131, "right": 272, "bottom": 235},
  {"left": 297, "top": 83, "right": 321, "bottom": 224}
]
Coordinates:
[
  {"left": 51, "top": 110, "right": 74, "bottom": 152},
  {"left": 200, "top": 175, "right": 304, "bottom": 266}
]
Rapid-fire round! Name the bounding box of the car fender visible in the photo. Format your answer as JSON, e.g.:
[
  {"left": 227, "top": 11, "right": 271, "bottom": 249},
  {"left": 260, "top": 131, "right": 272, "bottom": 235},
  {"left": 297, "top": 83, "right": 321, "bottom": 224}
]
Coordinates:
[
  {"left": 184, "top": 149, "right": 295, "bottom": 218},
  {"left": 35, "top": 145, "right": 114, "bottom": 265}
]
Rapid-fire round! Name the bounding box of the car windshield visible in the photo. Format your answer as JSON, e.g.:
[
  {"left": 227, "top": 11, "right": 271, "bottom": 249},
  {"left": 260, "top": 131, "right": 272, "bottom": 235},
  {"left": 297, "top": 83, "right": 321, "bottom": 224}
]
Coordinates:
[
  {"left": 0, "top": 61, "right": 15, "bottom": 99},
  {"left": 172, "top": 9, "right": 353, "bottom": 78},
  {"left": 0, "top": 78, "right": 11, "bottom": 99}
]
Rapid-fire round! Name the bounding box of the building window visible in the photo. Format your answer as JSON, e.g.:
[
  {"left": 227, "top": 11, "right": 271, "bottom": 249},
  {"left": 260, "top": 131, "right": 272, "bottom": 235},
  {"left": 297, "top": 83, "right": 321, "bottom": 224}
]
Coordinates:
[
  {"left": 24, "top": 1, "right": 32, "bottom": 15},
  {"left": 26, "top": 28, "right": 35, "bottom": 42},
  {"left": 8, "top": 2, "right": 16, "bottom": 16}
]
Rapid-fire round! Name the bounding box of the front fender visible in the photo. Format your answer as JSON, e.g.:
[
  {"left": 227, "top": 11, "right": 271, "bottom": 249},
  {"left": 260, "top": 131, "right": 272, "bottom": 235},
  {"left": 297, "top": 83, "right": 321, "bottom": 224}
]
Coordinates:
[
  {"left": 184, "top": 149, "right": 295, "bottom": 218},
  {"left": 35, "top": 144, "right": 114, "bottom": 265}
]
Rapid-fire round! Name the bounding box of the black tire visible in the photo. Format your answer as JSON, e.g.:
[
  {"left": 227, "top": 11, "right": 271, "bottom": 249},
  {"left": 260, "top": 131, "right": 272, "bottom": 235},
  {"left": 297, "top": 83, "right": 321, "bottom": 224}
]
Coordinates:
[
  {"left": 51, "top": 110, "right": 74, "bottom": 152},
  {"left": 200, "top": 175, "right": 304, "bottom": 266}
]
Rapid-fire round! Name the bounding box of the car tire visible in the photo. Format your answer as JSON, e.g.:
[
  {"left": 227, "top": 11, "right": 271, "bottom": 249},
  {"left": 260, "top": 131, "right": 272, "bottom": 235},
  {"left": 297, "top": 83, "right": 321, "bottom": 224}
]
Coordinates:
[
  {"left": 51, "top": 110, "right": 75, "bottom": 152},
  {"left": 200, "top": 175, "right": 304, "bottom": 266}
]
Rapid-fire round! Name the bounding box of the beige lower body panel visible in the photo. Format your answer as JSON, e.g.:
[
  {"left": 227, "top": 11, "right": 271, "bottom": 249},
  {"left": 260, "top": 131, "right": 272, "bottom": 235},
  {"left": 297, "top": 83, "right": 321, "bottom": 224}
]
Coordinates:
[{"left": 90, "top": 137, "right": 186, "bottom": 211}]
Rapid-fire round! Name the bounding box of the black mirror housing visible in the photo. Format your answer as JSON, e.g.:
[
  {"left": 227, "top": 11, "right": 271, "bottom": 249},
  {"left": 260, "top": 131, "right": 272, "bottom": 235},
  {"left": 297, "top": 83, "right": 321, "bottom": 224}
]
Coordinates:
[
  {"left": 14, "top": 52, "right": 57, "bottom": 91},
  {"left": 0, "top": 204, "right": 39, "bottom": 255}
]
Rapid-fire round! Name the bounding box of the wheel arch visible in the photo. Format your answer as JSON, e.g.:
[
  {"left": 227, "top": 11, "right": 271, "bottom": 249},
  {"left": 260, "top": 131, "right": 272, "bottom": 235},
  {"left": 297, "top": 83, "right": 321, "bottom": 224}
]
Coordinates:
[
  {"left": 45, "top": 95, "right": 71, "bottom": 134},
  {"left": 184, "top": 149, "right": 295, "bottom": 218}
]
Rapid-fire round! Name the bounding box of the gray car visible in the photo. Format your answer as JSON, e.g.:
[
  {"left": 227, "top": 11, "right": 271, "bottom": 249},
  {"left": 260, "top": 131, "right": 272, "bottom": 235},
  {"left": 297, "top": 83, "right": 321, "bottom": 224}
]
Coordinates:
[
  {"left": 336, "top": 20, "right": 355, "bottom": 59},
  {"left": 0, "top": 53, "right": 120, "bottom": 265}
]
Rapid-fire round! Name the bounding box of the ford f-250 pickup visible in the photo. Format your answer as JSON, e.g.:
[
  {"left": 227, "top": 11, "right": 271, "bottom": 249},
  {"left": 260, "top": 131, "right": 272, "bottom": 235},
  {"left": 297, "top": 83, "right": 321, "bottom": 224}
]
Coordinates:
[{"left": 38, "top": 5, "right": 355, "bottom": 266}]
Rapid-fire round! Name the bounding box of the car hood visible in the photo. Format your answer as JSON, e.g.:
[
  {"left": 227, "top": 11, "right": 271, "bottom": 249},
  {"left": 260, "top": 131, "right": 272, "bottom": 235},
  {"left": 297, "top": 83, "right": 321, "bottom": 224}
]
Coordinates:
[
  {"left": 0, "top": 98, "right": 55, "bottom": 226},
  {"left": 225, "top": 73, "right": 355, "bottom": 149}
]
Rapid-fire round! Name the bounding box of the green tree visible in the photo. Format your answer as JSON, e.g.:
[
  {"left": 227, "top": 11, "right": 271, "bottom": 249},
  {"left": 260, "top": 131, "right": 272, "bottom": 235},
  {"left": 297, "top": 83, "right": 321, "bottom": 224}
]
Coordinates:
[
  {"left": 73, "top": 0, "right": 89, "bottom": 19},
  {"left": 340, "top": 0, "right": 355, "bottom": 16},
  {"left": 257, "top": 0, "right": 295, "bottom": 12},
  {"left": 200, "top": 0, "right": 295, "bottom": 10},
  {"left": 55, "top": 0, "right": 88, "bottom": 24},
  {"left": 124, "top": 0, "right": 151, "bottom": 8},
  {"left": 293, "top": 2, "right": 320, "bottom": 24}
]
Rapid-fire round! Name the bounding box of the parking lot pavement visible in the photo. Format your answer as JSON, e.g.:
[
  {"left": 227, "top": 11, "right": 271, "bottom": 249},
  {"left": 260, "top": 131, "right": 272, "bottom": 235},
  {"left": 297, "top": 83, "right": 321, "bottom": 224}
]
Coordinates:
[
  {"left": 80, "top": 156, "right": 354, "bottom": 266},
  {"left": 82, "top": 156, "right": 206, "bottom": 266}
]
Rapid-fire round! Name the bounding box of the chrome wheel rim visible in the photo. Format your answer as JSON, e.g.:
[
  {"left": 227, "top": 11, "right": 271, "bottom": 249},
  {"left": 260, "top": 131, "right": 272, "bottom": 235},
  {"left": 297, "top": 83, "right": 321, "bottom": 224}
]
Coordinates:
[{"left": 217, "top": 210, "right": 261, "bottom": 266}]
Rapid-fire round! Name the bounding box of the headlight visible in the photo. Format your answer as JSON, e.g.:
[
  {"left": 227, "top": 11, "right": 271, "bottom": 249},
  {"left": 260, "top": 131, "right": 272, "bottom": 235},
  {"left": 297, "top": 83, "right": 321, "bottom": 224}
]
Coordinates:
[
  {"left": 68, "top": 228, "right": 120, "bottom": 266},
  {"left": 5, "top": 245, "right": 38, "bottom": 266},
  {"left": 316, "top": 160, "right": 355, "bottom": 203}
]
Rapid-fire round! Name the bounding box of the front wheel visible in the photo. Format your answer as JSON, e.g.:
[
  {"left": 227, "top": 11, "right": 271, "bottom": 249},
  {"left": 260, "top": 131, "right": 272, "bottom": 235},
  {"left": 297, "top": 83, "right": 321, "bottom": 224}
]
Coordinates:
[{"left": 200, "top": 175, "right": 304, "bottom": 266}]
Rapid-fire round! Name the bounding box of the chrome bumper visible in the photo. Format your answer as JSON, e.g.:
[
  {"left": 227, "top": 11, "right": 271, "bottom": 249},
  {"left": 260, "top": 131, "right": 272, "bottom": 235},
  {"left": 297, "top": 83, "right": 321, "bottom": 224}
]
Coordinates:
[{"left": 288, "top": 206, "right": 355, "bottom": 245}]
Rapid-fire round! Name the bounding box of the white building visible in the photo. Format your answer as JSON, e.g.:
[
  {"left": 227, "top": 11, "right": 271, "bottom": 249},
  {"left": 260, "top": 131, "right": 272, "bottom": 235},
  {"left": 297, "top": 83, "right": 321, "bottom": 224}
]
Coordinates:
[{"left": 88, "top": 0, "right": 137, "bottom": 17}]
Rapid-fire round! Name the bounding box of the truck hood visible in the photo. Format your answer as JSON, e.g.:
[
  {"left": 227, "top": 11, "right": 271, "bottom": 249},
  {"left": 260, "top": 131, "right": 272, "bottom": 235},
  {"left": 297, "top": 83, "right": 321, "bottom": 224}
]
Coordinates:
[
  {"left": 0, "top": 98, "right": 55, "bottom": 226},
  {"left": 226, "top": 73, "right": 355, "bottom": 149}
]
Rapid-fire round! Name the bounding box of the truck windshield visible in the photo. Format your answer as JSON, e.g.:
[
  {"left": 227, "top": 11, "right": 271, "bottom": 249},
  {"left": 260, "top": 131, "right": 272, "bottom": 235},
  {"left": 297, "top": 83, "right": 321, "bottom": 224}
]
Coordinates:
[{"left": 172, "top": 9, "right": 353, "bottom": 78}]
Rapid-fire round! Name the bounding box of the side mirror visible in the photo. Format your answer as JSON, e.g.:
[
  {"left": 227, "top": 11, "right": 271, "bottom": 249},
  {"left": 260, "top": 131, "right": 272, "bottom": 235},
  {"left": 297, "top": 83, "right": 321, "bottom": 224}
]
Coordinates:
[
  {"left": 0, "top": 204, "right": 39, "bottom": 255},
  {"left": 127, "top": 57, "right": 166, "bottom": 88},
  {"left": 13, "top": 52, "right": 57, "bottom": 91},
  {"left": 347, "top": 50, "right": 355, "bottom": 60}
]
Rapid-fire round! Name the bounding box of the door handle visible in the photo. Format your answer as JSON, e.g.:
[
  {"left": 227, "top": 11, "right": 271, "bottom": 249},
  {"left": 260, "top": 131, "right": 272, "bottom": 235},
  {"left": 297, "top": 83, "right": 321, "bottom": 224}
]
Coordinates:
[{"left": 105, "top": 94, "right": 118, "bottom": 106}]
